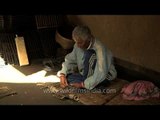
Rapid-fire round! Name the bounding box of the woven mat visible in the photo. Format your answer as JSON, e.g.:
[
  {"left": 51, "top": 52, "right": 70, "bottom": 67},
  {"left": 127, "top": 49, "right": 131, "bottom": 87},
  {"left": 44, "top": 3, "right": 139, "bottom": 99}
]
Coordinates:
[
  {"left": 37, "top": 78, "right": 129, "bottom": 105},
  {"left": 0, "top": 86, "right": 17, "bottom": 99}
]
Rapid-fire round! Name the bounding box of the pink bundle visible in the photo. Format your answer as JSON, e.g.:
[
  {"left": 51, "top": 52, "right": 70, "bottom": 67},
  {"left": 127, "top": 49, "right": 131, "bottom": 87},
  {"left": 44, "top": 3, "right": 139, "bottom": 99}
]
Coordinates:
[{"left": 121, "top": 80, "right": 160, "bottom": 100}]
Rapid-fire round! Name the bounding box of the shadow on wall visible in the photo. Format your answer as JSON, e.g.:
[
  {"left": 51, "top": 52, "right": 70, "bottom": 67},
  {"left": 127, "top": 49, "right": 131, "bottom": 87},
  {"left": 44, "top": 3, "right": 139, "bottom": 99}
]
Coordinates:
[
  {"left": 114, "top": 57, "right": 160, "bottom": 88},
  {"left": 67, "top": 16, "right": 85, "bottom": 26}
]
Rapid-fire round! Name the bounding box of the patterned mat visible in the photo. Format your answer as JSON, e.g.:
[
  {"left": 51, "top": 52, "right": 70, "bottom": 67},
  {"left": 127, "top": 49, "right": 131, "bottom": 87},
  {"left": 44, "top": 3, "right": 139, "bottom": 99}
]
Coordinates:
[{"left": 37, "top": 79, "right": 129, "bottom": 105}]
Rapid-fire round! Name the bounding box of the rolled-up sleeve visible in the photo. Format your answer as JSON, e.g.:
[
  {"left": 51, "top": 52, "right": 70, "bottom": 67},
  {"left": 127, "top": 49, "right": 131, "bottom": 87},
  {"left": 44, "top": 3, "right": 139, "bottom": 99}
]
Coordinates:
[{"left": 57, "top": 45, "right": 77, "bottom": 76}]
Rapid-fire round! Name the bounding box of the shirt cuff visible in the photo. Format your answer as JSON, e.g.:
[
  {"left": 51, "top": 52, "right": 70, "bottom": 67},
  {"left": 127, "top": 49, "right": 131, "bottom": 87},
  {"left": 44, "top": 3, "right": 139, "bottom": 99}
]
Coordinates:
[{"left": 57, "top": 71, "right": 66, "bottom": 77}]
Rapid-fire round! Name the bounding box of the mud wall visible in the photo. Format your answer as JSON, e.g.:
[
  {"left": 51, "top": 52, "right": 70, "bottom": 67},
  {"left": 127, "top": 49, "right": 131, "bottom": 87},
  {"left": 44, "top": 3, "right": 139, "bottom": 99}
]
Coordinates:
[{"left": 67, "top": 15, "right": 160, "bottom": 72}]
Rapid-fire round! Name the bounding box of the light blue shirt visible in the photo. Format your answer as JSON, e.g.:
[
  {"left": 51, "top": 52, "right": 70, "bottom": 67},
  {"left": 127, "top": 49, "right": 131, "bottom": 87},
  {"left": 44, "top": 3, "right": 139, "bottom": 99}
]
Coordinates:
[{"left": 57, "top": 38, "right": 117, "bottom": 90}]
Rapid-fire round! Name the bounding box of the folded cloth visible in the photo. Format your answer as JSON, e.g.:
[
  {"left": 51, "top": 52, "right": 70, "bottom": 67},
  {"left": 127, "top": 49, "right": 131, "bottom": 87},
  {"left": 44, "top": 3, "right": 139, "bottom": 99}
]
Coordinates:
[{"left": 121, "top": 80, "right": 160, "bottom": 100}]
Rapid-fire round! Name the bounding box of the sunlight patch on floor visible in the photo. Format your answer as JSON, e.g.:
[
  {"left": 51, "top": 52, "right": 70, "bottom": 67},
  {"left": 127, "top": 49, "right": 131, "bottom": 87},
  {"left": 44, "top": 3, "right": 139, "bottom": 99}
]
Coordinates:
[{"left": 0, "top": 64, "right": 60, "bottom": 83}]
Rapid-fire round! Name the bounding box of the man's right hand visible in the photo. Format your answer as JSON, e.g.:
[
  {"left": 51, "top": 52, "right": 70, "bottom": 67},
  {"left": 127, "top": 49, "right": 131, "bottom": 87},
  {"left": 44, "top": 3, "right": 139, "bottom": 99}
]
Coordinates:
[{"left": 59, "top": 74, "right": 68, "bottom": 88}]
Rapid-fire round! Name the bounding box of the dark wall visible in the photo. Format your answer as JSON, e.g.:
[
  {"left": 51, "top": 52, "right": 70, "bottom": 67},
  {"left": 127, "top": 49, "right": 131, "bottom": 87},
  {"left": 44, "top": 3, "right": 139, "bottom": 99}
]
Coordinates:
[{"left": 0, "top": 15, "right": 67, "bottom": 65}]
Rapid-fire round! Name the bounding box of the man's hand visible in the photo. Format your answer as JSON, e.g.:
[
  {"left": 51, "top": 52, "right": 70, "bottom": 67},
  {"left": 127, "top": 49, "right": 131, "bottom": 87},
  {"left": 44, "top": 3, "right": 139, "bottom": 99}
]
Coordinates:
[{"left": 59, "top": 74, "right": 68, "bottom": 88}]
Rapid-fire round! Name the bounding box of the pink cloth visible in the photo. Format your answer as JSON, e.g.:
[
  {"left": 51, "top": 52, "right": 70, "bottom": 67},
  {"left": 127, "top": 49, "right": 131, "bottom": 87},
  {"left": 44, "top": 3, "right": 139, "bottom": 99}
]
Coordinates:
[{"left": 121, "top": 80, "right": 160, "bottom": 100}]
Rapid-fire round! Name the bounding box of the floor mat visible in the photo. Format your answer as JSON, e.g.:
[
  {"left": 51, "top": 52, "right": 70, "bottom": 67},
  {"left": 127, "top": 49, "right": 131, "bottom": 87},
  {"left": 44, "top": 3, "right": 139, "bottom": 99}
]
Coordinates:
[
  {"left": 0, "top": 86, "right": 17, "bottom": 99},
  {"left": 37, "top": 78, "right": 129, "bottom": 105},
  {"left": 106, "top": 92, "right": 160, "bottom": 105}
]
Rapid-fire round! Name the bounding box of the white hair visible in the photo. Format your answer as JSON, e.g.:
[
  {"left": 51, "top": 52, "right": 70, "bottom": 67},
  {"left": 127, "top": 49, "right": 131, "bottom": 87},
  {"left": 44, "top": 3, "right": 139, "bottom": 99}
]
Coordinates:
[{"left": 72, "top": 25, "right": 92, "bottom": 41}]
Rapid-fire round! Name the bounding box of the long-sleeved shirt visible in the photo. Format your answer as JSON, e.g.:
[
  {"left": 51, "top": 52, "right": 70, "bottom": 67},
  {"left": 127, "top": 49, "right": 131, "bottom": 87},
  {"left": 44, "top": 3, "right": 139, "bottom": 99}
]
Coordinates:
[{"left": 57, "top": 38, "right": 117, "bottom": 90}]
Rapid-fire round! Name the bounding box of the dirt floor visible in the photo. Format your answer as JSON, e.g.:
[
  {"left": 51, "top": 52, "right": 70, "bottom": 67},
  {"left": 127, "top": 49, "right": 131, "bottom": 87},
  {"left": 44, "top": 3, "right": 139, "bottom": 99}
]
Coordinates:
[
  {"left": 0, "top": 83, "right": 82, "bottom": 105},
  {"left": 0, "top": 59, "right": 160, "bottom": 105},
  {"left": 0, "top": 59, "right": 82, "bottom": 105}
]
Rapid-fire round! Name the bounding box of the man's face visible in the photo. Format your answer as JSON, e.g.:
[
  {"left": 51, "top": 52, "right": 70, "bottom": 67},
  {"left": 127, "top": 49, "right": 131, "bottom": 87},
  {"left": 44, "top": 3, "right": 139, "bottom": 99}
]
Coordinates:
[{"left": 75, "top": 37, "right": 90, "bottom": 50}]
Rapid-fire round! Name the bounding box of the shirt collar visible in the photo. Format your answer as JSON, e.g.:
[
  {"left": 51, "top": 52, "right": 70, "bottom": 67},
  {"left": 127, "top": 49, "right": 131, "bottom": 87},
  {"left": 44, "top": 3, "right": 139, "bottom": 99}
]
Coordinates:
[{"left": 87, "top": 38, "right": 94, "bottom": 50}]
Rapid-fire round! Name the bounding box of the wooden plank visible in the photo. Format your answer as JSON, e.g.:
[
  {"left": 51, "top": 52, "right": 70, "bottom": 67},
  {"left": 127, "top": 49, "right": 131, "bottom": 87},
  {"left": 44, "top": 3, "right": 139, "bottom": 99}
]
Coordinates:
[{"left": 15, "top": 35, "right": 29, "bottom": 66}]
